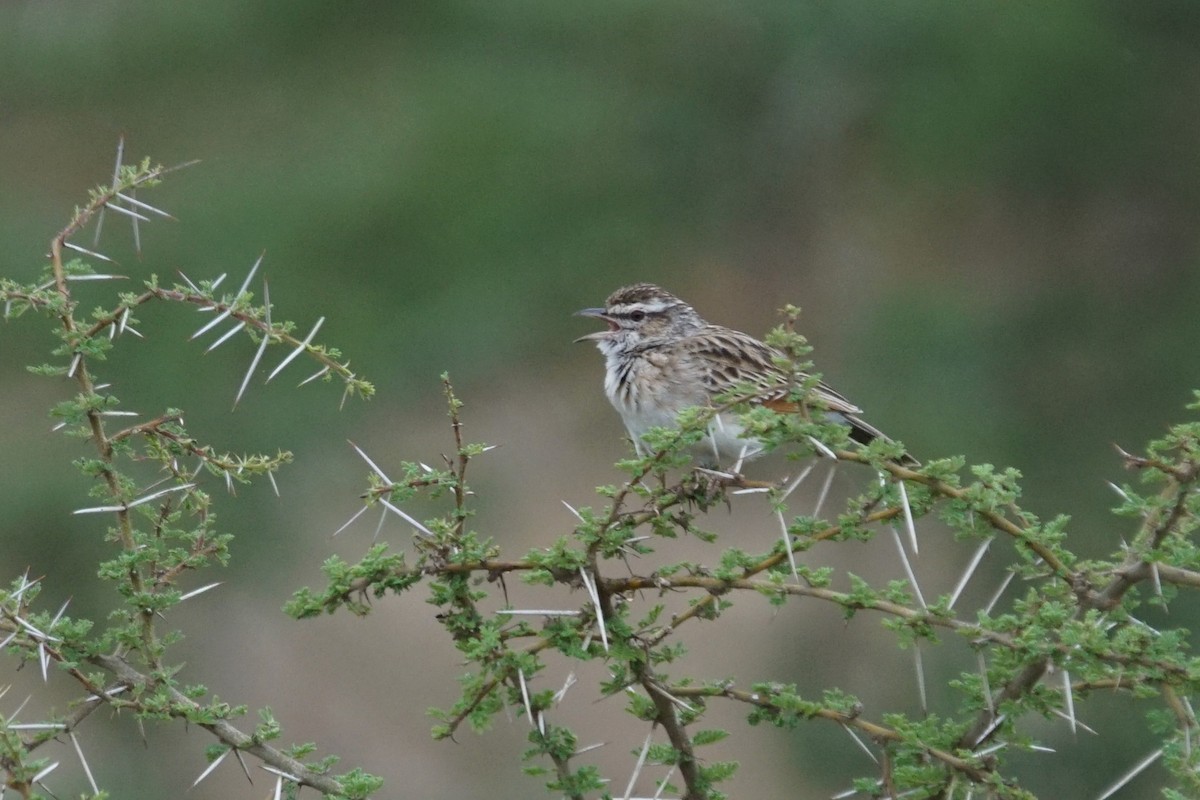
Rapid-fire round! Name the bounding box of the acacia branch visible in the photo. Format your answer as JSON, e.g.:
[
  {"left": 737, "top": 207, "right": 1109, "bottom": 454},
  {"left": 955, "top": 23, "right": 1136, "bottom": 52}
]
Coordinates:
[
  {"left": 672, "top": 684, "right": 997, "bottom": 786},
  {"left": 89, "top": 653, "right": 347, "bottom": 795},
  {"left": 640, "top": 669, "right": 703, "bottom": 800}
]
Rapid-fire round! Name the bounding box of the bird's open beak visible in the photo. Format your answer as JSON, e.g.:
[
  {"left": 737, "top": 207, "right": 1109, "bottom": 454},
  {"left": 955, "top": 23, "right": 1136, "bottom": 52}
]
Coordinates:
[{"left": 573, "top": 307, "right": 617, "bottom": 343}]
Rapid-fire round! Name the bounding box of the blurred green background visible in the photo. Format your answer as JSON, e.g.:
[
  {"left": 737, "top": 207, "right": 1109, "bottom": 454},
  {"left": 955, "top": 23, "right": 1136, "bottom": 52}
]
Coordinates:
[{"left": 3, "top": 1, "right": 1200, "bottom": 797}]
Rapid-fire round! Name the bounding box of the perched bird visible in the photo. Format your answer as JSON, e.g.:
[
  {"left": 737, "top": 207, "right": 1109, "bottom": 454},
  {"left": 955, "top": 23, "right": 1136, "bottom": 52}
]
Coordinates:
[{"left": 575, "top": 283, "right": 914, "bottom": 466}]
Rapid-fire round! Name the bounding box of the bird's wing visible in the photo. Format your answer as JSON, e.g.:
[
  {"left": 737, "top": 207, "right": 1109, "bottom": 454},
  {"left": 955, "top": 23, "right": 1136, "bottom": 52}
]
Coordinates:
[
  {"left": 683, "top": 325, "right": 863, "bottom": 416},
  {"left": 685, "top": 325, "right": 916, "bottom": 464}
]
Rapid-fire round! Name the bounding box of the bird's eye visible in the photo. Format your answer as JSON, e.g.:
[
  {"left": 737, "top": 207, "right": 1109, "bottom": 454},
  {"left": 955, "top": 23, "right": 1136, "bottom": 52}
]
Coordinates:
[{"left": 630, "top": 310, "right": 646, "bottom": 322}]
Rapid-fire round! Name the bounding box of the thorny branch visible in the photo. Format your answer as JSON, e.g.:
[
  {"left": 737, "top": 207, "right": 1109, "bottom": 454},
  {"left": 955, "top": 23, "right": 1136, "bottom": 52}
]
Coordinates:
[
  {"left": 307, "top": 379, "right": 1200, "bottom": 799},
  {"left": 1, "top": 156, "right": 375, "bottom": 797}
]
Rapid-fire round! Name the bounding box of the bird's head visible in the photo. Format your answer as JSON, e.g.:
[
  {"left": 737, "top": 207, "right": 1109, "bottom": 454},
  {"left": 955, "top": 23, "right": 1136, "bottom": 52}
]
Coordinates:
[{"left": 574, "top": 283, "right": 703, "bottom": 353}]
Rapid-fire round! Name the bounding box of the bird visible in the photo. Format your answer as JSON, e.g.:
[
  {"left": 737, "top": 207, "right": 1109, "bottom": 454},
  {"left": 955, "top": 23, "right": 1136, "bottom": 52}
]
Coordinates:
[{"left": 575, "top": 282, "right": 915, "bottom": 467}]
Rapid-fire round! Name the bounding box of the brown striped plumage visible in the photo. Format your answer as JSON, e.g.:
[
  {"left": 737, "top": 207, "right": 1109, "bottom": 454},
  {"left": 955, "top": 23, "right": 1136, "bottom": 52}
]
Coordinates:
[{"left": 576, "top": 283, "right": 913, "bottom": 465}]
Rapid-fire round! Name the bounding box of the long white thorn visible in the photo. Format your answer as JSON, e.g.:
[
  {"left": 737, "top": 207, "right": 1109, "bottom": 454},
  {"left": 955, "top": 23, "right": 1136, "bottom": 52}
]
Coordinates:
[
  {"left": 1061, "top": 668, "right": 1077, "bottom": 736},
  {"left": 11, "top": 571, "right": 37, "bottom": 601},
  {"left": 93, "top": 134, "right": 124, "bottom": 245},
  {"left": 259, "top": 764, "right": 301, "bottom": 782},
  {"left": 16, "top": 615, "right": 59, "bottom": 641},
  {"left": 1106, "top": 481, "right": 1131, "bottom": 502},
  {"left": 126, "top": 482, "right": 195, "bottom": 510},
  {"left": 349, "top": 441, "right": 392, "bottom": 483},
  {"left": 776, "top": 509, "right": 800, "bottom": 584},
  {"left": 889, "top": 526, "right": 926, "bottom": 609},
  {"left": 731, "top": 443, "right": 750, "bottom": 475},
  {"left": 131, "top": 190, "right": 141, "bottom": 255},
  {"left": 77, "top": 483, "right": 194, "bottom": 514},
  {"left": 233, "top": 253, "right": 264, "bottom": 302},
  {"left": 179, "top": 582, "right": 222, "bottom": 602},
  {"left": 984, "top": 569, "right": 1017, "bottom": 616},
  {"left": 178, "top": 270, "right": 201, "bottom": 293},
  {"left": 234, "top": 280, "right": 272, "bottom": 408},
  {"left": 913, "top": 644, "right": 927, "bottom": 715},
  {"left": 645, "top": 680, "right": 695, "bottom": 714},
  {"left": 103, "top": 201, "right": 150, "bottom": 222},
  {"left": 553, "top": 672, "right": 577, "bottom": 704},
  {"left": 707, "top": 422, "right": 721, "bottom": 465},
  {"left": 978, "top": 652, "right": 994, "bottom": 718},
  {"left": 652, "top": 763, "right": 677, "bottom": 799},
  {"left": 561, "top": 500, "right": 585, "bottom": 522},
  {"left": 233, "top": 748, "right": 252, "bottom": 784},
  {"left": 832, "top": 782, "right": 875, "bottom": 799},
  {"left": 841, "top": 723, "right": 878, "bottom": 763},
  {"left": 898, "top": 480, "right": 917, "bottom": 555},
  {"left": 622, "top": 731, "right": 655, "bottom": 800},
  {"left": 266, "top": 317, "right": 324, "bottom": 383},
  {"left": 115, "top": 192, "right": 174, "bottom": 219},
  {"left": 694, "top": 467, "right": 734, "bottom": 481},
  {"left": 973, "top": 713, "right": 1006, "bottom": 749},
  {"left": 1049, "top": 708, "right": 1097, "bottom": 735},
  {"left": 1095, "top": 748, "right": 1162, "bottom": 800},
  {"left": 975, "top": 742, "right": 1008, "bottom": 758},
  {"left": 572, "top": 741, "right": 608, "bottom": 757},
  {"left": 11, "top": 692, "right": 33, "bottom": 719},
  {"left": 31, "top": 760, "right": 59, "bottom": 785},
  {"left": 778, "top": 461, "right": 816, "bottom": 503},
  {"left": 517, "top": 668, "right": 535, "bottom": 727},
  {"left": 191, "top": 307, "right": 232, "bottom": 340},
  {"left": 191, "top": 748, "right": 230, "bottom": 788},
  {"left": 333, "top": 505, "right": 370, "bottom": 537},
  {"left": 69, "top": 731, "right": 99, "bottom": 794},
  {"left": 813, "top": 462, "right": 837, "bottom": 518},
  {"left": 63, "top": 241, "right": 116, "bottom": 264},
  {"left": 379, "top": 498, "right": 435, "bottom": 537},
  {"left": 808, "top": 436, "right": 838, "bottom": 460},
  {"left": 579, "top": 568, "right": 609, "bottom": 652},
  {"left": 48, "top": 599, "right": 70, "bottom": 629},
  {"left": 949, "top": 538, "right": 993, "bottom": 610},
  {"left": 206, "top": 321, "right": 246, "bottom": 353},
  {"left": 74, "top": 503, "right": 126, "bottom": 515},
  {"left": 298, "top": 365, "right": 330, "bottom": 386},
  {"left": 66, "top": 273, "right": 126, "bottom": 282}
]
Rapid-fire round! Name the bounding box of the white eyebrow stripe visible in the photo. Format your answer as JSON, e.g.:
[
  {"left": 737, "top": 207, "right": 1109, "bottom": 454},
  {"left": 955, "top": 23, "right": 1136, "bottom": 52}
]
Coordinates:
[{"left": 612, "top": 300, "right": 672, "bottom": 315}]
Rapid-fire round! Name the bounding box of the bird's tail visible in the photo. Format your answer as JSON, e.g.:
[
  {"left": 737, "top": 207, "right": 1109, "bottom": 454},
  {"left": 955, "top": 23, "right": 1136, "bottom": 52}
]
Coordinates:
[{"left": 841, "top": 413, "right": 919, "bottom": 467}]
